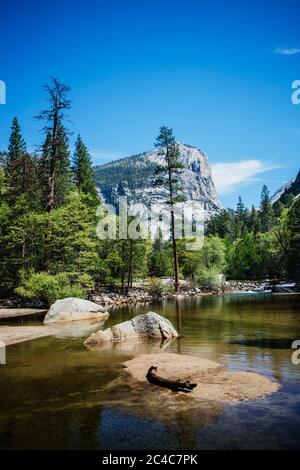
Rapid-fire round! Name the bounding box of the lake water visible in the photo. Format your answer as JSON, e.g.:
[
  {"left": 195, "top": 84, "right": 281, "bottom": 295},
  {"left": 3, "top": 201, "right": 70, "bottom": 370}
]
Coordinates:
[{"left": 1, "top": 293, "right": 300, "bottom": 450}]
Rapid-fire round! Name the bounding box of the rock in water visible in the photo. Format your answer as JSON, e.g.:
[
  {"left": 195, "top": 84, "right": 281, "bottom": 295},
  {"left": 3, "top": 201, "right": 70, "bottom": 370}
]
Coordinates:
[
  {"left": 124, "top": 353, "right": 281, "bottom": 402},
  {"left": 84, "top": 311, "right": 178, "bottom": 345},
  {"left": 44, "top": 298, "right": 109, "bottom": 324}
]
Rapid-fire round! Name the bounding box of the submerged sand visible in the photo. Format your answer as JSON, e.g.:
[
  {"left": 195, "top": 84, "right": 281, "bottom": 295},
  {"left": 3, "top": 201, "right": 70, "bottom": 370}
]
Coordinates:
[{"left": 123, "top": 352, "right": 281, "bottom": 402}]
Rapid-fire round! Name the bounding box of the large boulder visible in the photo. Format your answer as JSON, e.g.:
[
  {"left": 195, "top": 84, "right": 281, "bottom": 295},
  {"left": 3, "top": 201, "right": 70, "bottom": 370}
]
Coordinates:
[
  {"left": 44, "top": 298, "right": 109, "bottom": 324},
  {"left": 84, "top": 311, "right": 178, "bottom": 345}
]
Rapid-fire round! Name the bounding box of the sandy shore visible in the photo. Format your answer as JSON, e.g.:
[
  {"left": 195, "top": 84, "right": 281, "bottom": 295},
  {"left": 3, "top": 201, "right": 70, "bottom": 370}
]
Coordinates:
[
  {"left": 0, "top": 325, "right": 55, "bottom": 345},
  {"left": 0, "top": 308, "right": 47, "bottom": 320},
  {"left": 123, "top": 352, "right": 281, "bottom": 403}
]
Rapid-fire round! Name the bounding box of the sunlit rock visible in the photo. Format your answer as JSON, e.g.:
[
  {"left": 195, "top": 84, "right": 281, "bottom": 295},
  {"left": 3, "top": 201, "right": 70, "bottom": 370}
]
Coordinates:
[
  {"left": 44, "top": 298, "right": 109, "bottom": 324},
  {"left": 84, "top": 311, "right": 178, "bottom": 345}
]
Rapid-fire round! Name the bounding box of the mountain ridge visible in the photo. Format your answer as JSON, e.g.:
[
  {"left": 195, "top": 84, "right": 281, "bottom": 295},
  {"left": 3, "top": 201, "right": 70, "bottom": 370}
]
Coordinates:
[
  {"left": 94, "top": 143, "right": 222, "bottom": 216},
  {"left": 271, "top": 169, "right": 300, "bottom": 205}
]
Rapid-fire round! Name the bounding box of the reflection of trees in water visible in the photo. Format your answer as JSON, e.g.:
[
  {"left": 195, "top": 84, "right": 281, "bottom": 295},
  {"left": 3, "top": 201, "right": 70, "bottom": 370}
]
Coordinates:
[
  {"left": 1, "top": 294, "right": 298, "bottom": 449},
  {"left": 176, "top": 300, "right": 182, "bottom": 354},
  {"left": 164, "top": 296, "right": 297, "bottom": 383}
]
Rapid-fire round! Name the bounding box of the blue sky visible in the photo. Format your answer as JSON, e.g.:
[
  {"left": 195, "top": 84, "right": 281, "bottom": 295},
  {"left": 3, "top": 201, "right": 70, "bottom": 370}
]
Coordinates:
[{"left": 0, "top": 0, "right": 300, "bottom": 208}]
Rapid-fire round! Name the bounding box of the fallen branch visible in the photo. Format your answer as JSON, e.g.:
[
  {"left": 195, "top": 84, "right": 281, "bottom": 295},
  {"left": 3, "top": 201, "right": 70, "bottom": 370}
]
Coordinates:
[{"left": 146, "top": 366, "right": 197, "bottom": 393}]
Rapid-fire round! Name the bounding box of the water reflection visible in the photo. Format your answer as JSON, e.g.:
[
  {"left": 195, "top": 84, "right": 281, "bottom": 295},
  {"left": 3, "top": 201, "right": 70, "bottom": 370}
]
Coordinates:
[{"left": 0, "top": 293, "right": 300, "bottom": 449}]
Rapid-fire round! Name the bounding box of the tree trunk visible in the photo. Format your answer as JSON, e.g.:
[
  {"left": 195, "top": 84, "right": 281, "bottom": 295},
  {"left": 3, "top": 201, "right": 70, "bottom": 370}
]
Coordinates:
[
  {"left": 171, "top": 209, "right": 180, "bottom": 291},
  {"left": 146, "top": 366, "right": 197, "bottom": 393},
  {"left": 46, "top": 114, "right": 58, "bottom": 213},
  {"left": 167, "top": 146, "right": 180, "bottom": 292},
  {"left": 127, "top": 240, "right": 133, "bottom": 293}
]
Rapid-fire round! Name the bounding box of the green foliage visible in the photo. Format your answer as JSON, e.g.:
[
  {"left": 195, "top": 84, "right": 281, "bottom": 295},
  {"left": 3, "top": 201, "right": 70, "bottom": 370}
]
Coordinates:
[
  {"left": 228, "top": 233, "right": 260, "bottom": 279},
  {"left": 205, "top": 183, "right": 300, "bottom": 280},
  {"left": 179, "top": 236, "right": 227, "bottom": 289},
  {"left": 154, "top": 126, "right": 184, "bottom": 291},
  {"left": 5, "top": 118, "right": 39, "bottom": 207},
  {"left": 0, "top": 192, "right": 99, "bottom": 296},
  {"left": 147, "top": 277, "right": 164, "bottom": 296},
  {"left": 259, "top": 185, "right": 274, "bottom": 232},
  {"left": 94, "top": 152, "right": 154, "bottom": 193},
  {"left": 97, "top": 229, "right": 148, "bottom": 289},
  {"left": 227, "top": 232, "right": 282, "bottom": 280},
  {"left": 0, "top": 85, "right": 298, "bottom": 304},
  {"left": 15, "top": 271, "right": 84, "bottom": 306},
  {"left": 0, "top": 169, "right": 7, "bottom": 198},
  {"left": 36, "top": 78, "right": 71, "bottom": 212},
  {"left": 279, "top": 170, "right": 300, "bottom": 204},
  {"left": 73, "top": 134, "right": 99, "bottom": 201},
  {"left": 154, "top": 126, "right": 185, "bottom": 205},
  {"left": 286, "top": 197, "right": 300, "bottom": 280},
  {"left": 45, "top": 192, "right": 99, "bottom": 280},
  {"left": 39, "top": 126, "right": 72, "bottom": 210},
  {"left": 195, "top": 267, "right": 221, "bottom": 290},
  {"left": 148, "top": 239, "right": 172, "bottom": 277},
  {"left": 7, "top": 117, "right": 26, "bottom": 162}
]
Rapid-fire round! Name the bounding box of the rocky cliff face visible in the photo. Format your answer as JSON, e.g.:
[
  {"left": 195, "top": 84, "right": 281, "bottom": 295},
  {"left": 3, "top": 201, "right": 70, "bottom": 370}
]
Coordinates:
[
  {"left": 94, "top": 143, "right": 222, "bottom": 216},
  {"left": 270, "top": 169, "right": 300, "bottom": 205}
]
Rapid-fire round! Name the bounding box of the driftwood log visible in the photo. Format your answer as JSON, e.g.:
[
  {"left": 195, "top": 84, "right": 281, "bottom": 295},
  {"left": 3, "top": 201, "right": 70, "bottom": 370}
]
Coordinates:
[{"left": 146, "top": 366, "right": 197, "bottom": 393}]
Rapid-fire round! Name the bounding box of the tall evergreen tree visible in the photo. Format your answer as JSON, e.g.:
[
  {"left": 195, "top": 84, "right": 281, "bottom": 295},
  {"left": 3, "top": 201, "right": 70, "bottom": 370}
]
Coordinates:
[
  {"left": 235, "top": 196, "right": 247, "bottom": 237},
  {"left": 39, "top": 127, "right": 71, "bottom": 210},
  {"left": 259, "top": 185, "right": 274, "bottom": 232},
  {"left": 249, "top": 204, "right": 260, "bottom": 235},
  {"left": 154, "top": 126, "right": 185, "bottom": 291},
  {"left": 39, "top": 132, "right": 52, "bottom": 209},
  {"left": 7, "top": 117, "right": 26, "bottom": 162},
  {"left": 5, "top": 117, "right": 39, "bottom": 206},
  {"left": 54, "top": 125, "right": 71, "bottom": 208},
  {"left": 36, "top": 78, "right": 71, "bottom": 212},
  {"left": 148, "top": 238, "right": 171, "bottom": 277},
  {"left": 6, "top": 118, "right": 27, "bottom": 201},
  {"left": 73, "top": 135, "right": 98, "bottom": 201},
  {"left": 286, "top": 197, "right": 300, "bottom": 280}
]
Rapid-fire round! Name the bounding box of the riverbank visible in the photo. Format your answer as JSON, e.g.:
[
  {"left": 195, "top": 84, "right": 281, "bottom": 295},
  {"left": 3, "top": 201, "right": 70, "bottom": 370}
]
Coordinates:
[
  {"left": 1, "top": 279, "right": 298, "bottom": 312},
  {"left": 87, "top": 280, "right": 289, "bottom": 308},
  {"left": 0, "top": 308, "right": 47, "bottom": 320},
  {"left": 0, "top": 325, "right": 56, "bottom": 345}
]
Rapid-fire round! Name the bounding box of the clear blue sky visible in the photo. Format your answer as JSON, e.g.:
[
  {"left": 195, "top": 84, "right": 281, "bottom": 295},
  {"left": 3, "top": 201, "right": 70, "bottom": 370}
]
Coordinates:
[{"left": 0, "top": 0, "right": 299, "bottom": 208}]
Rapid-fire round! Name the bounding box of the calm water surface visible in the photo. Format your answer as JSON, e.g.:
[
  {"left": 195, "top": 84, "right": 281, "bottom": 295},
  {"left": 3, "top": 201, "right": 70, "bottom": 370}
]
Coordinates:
[{"left": 1, "top": 293, "right": 300, "bottom": 450}]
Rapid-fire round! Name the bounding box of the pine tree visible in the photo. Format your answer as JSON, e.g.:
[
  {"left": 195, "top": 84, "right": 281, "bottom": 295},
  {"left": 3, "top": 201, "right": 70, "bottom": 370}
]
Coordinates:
[
  {"left": 5, "top": 117, "right": 39, "bottom": 207},
  {"left": 7, "top": 117, "right": 26, "bottom": 161},
  {"left": 273, "top": 200, "right": 284, "bottom": 218},
  {"left": 259, "top": 185, "right": 274, "bottom": 232},
  {"left": 39, "top": 127, "right": 71, "bottom": 210},
  {"left": 154, "top": 126, "right": 185, "bottom": 291},
  {"left": 148, "top": 238, "right": 171, "bottom": 277},
  {"left": 249, "top": 204, "right": 259, "bottom": 235},
  {"left": 73, "top": 135, "right": 98, "bottom": 201},
  {"left": 36, "top": 78, "right": 71, "bottom": 212},
  {"left": 235, "top": 196, "right": 247, "bottom": 237},
  {"left": 54, "top": 125, "right": 71, "bottom": 208},
  {"left": 6, "top": 117, "right": 30, "bottom": 202},
  {"left": 286, "top": 197, "right": 300, "bottom": 280},
  {"left": 39, "top": 132, "right": 52, "bottom": 209}
]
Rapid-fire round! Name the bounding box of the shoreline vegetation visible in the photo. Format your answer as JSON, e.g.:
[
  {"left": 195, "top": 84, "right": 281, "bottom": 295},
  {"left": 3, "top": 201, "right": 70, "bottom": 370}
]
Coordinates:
[{"left": 0, "top": 279, "right": 298, "bottom": 312}]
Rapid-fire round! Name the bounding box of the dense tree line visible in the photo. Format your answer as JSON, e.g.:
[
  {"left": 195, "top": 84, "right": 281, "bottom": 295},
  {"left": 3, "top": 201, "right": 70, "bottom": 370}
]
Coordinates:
[
  {"left": 0, "top": 79, "right": 149, "bottom": 303},
  {"left": 206, "top": 186, "right": 300, "bottom": 281}
]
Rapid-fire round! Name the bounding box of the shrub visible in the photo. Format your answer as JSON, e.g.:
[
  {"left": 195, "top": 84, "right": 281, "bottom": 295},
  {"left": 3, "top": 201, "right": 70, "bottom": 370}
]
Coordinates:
[
  {"left": 15, "top": 271, "right": 85, "bottom": 306},
  {"left": 148, "top": 277, "right": 164, "bottom": 296},
  {"left": 195, "top": 267, "right": 221, "bottom": 291}
]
